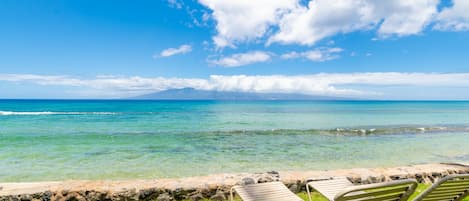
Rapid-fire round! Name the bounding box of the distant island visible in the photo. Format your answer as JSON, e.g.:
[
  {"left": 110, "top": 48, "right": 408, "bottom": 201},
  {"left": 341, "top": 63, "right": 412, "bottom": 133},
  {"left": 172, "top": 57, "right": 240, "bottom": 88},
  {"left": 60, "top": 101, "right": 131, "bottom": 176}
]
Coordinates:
[{"left": 131, "top": 88, "right": 348, "bottom": 100}]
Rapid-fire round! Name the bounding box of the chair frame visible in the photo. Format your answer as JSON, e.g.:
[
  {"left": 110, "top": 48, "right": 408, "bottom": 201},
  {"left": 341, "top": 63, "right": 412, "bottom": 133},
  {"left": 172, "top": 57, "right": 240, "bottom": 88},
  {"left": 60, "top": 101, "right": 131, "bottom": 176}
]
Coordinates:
[
  {"left": 412, "top": 174, "right": 469, "bottom": 201},
  {"left": 307, "top": 178, "right": 417, "bottom": 201}
]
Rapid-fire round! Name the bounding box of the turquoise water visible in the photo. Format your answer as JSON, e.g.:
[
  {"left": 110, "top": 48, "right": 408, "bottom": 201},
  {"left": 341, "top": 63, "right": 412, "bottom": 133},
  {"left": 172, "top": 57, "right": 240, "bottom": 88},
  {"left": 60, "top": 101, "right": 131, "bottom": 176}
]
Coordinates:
[{"left": 1, "top": 100, "right": 469, "bottom": 182}]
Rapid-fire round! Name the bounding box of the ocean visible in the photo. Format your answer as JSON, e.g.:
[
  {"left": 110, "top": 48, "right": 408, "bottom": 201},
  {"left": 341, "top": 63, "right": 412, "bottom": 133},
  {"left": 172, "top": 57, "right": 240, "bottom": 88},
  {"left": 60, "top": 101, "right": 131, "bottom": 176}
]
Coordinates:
[{"left": 1, "top": 100, "right": 469, "bottom": 182}]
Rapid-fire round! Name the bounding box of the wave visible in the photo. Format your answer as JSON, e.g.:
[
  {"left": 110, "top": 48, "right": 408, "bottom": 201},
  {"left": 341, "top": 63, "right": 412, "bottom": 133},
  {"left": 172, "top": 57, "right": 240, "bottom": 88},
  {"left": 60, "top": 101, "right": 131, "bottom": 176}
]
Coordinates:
[
  {"left": 207, "top": 126, "right": 469, "bottom": 136},
  {"left": 0, "top": 111, "right": 119, "bottom": 115}
]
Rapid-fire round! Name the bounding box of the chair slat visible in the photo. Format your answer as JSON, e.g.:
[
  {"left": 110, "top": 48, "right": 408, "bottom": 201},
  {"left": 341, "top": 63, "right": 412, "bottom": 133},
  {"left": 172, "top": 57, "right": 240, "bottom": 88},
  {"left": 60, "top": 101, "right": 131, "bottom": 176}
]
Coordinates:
[
  {"left": 334, "top": 179, "right": 417, "bottom": 201},
  {"left": 307, "top": 178, "right": 416, "bottom": 201},
  {"left": 339, "top": 186, "right": 410, "bottom": 200},
  {"left": 231, "top": 182, "right": 302, "bottom": 201}
]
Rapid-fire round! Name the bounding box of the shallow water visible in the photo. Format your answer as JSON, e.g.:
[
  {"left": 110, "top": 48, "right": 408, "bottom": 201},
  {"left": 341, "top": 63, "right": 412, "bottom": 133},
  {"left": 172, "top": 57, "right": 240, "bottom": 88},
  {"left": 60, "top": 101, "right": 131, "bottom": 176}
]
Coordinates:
[{"left": 0, "top": 100, "right": 468, "bottom": 182}]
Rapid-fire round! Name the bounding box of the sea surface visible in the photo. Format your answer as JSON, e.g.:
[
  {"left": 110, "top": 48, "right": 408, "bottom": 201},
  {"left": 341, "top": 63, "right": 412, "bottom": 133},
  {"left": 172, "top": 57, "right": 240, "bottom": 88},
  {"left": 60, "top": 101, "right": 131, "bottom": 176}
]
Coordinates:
[{"left": 1, "top": 100, "right": 469, "bottom": 182}]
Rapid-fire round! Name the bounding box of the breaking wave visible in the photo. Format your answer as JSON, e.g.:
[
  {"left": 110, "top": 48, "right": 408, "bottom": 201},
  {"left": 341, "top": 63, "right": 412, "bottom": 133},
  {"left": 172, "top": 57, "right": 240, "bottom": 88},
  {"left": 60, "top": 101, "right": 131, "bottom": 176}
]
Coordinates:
[
  {"left": 0, "top": 111, "right": 119, "bottom": 115},
  {"left": 206, "top": 126, "right": 469, "bottom": 136}
]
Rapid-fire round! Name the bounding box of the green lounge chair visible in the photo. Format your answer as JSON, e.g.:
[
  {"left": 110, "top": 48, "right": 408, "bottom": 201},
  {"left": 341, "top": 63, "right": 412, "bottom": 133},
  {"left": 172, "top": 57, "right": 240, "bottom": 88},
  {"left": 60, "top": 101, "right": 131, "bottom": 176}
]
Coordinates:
[
  {"left": 413, "top": 174, "right": 469, "bottom": 201},
  {"left": 230, "top": 181, "right": 303, "bottom": 201},
  {"left": 306, "top": 177, "right": 417, "bottom": 201}
]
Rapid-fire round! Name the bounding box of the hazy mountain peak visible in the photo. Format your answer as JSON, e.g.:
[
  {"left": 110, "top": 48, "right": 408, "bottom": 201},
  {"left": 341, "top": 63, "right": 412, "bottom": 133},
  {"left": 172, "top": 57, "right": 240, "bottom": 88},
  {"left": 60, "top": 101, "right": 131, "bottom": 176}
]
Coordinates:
[{"left": 131, "top": 88, "right": 346, "bottom": 100}]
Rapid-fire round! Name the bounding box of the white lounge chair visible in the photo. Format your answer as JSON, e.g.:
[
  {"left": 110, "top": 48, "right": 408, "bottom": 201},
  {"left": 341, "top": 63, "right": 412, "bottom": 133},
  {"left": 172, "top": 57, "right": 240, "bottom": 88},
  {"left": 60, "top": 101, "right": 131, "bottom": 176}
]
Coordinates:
[
  {"left": 412, "top": 174, "right": 469, "bottom": 201},
  {"left": 306, "top": 177, "right": 417, "bottom": 201},
  {"left": 230, "top": 181, "right": 303, "bottom": 201}
]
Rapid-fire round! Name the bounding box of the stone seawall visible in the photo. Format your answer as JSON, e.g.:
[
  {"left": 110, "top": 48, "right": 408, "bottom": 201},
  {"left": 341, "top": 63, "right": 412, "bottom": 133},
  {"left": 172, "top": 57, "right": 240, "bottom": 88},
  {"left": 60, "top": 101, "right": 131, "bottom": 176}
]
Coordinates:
[{"left": 1, "top": 163, "right": 469, "bottom": 201}]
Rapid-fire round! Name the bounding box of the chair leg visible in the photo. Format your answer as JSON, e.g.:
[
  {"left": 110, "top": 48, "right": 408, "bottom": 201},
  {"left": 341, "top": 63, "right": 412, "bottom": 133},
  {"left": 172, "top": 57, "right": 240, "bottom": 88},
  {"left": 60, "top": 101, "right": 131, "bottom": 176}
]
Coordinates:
[
  {"left": 230, "top": 187, "right": 235, "bottom": 201},
  {"left": 306, "top": 184, "right": 313, "bottom": 201}
]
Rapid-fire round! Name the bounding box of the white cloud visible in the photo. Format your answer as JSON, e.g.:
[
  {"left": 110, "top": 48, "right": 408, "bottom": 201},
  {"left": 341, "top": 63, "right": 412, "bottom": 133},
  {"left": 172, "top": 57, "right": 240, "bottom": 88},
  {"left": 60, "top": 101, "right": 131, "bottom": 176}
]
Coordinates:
[
  {"left": 200, "top": 0, "right": 440, "bottom": 47},
  {"left": 269, "top": 0, "right": 376, "bottom": 45},
  {"left": 198, "top": 0, "right": 297, "bottom": 48},
  {"left": 434, "top": 0, "right": 469, "bottom": 31},
  {"left": 281, "top": 47, "right": 343, "bottom": 62},
  {"left": 270, "top": 0, "right": 439, "bottom": 45},
  {"left": 375, "top": 0, "right": 438, "bottom": 37},
  {"left": 208, "top": 51, "right": 272, "bottom": 67},
  {"left": 157, "top": 44, "right": 192, "bottom": 58},
  {"left": 2, "top": 73, "right": 469, "bottom": 98}
]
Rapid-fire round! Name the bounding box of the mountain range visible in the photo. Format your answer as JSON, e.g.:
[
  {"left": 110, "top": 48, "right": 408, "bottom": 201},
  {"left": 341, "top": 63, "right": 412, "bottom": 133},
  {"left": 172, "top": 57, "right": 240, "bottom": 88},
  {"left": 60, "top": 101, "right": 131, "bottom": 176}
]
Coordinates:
[{"left": 131, "top": 88, "right": 348, "bottom": 100}]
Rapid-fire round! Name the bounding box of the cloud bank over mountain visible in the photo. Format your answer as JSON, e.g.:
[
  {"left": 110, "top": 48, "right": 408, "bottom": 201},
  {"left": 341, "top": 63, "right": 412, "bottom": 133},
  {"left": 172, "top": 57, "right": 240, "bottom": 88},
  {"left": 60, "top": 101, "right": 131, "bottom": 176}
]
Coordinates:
[{"left": 2, "top": 73, "right": 469, "bottom": 99}]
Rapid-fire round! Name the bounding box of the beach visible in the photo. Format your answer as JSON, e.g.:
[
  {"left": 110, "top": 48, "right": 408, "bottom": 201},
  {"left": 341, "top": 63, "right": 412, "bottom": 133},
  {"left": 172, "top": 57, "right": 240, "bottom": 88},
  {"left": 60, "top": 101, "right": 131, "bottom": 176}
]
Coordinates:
[{"left": 1, "top": 163, "right": 469, "bottom": 200}]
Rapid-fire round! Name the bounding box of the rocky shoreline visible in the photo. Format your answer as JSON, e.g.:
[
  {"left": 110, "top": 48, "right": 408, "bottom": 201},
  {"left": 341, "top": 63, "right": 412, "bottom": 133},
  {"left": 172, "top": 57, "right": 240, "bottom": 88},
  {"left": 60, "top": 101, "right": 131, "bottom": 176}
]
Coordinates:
[{"left": 1, "top": 163, "right": 469, "bottom": 201}]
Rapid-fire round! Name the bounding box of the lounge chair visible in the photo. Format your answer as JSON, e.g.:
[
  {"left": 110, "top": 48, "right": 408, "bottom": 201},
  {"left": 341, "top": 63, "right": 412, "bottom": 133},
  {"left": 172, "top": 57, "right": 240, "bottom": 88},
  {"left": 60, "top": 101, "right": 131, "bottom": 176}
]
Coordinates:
[
  {"left": 412, "top": 174, "right": 469, "bottom": 201},
  {"left": 230, "top": 181, "right": 303, "bottom": 201},
  {"left": 306, "top": 177, "right": 417, "bottom": 201}
]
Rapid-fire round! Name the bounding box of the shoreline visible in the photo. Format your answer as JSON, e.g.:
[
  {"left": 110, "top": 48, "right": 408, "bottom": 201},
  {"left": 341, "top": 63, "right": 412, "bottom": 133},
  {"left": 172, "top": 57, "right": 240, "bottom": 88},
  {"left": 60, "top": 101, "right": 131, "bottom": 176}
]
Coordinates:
[{"left": 1, "top": 163, "right": 469, "bottom": 200}]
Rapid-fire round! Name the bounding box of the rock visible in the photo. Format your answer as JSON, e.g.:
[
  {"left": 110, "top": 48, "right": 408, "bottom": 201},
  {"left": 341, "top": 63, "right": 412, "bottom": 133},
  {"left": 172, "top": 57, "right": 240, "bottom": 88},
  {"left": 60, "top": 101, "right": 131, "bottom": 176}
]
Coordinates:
[
  {"left": 156, "top": 193, "right": 174, "bottom": 201},
  {"left": 198, "top": 188, "right": 215, "bottom": 199},
  {"left": 267, "top": 171, "right": 280, "bottom": 180},
  {"left": 288, "top": 183, "right": 299, "bottom": 193},
  {"left": 189, "top": 193, "right": 205, "bottom": 201},
  {"left": 44, "top": 191, "right": 53, "bottom": 201},
  {"left": 209, "top": 191, "right": 226, "bottom": 201},
  {"left": 83, "top": 190, "right": 107, "bottom": 201},
  {"left": 111, "top": 189, "right": 139, "bottom": 201},
  {"left": 258, "top": 177, "right": 273, "bottom": 183},
  {"left": 389, "top": 175, "right": 404, "bottom": 180},
  {"left": 348, "top": 176, "right": 361, "bottom": 184},
  {"left": 18, "top": 194, "right": 32, "bottom": 201},
  {"left": 365, "top": 175, "right": 385, "bottom": 184},
  {"left": 237, "top": 177, "right": 256, "bottom": 185},
  {"left": 267, "top": 171, "right": 279, "bottom": 175},
  {"left": 172, "top": 188, "right": 190, "bottom": 200},
  {"left": 51, "top": 193, "right": 64, "bottom": 201},
  {"left": 138, "top": 188, "right": 160, "bottom": 201},
  {"left": 62, "top": 192, "right": 86, "bottom": 201},
  {"left": 431, "top": 172, "right": 442, "bottom": 178},
  {"left": 415, "top": 173, "right": 425, "bottom": 183},
  {"left": 60, "top": 190, "right": 70, "bottom": 197}
]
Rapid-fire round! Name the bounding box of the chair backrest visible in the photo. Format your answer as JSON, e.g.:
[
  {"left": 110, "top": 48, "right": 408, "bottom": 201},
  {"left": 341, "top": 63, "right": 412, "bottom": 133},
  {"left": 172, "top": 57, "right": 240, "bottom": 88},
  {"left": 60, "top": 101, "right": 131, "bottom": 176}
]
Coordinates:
[
  {"left": 306, "top": 177, "right": 354, "bottom": 201},
  {"left": 413, "top": 174, "right": 469, "bottom": 201},
  {"left": 230, "top": 181, "right": 302, "bottom": 201},
  {"left": 334, "top": 179, "right": 418, "bottom": 201}
]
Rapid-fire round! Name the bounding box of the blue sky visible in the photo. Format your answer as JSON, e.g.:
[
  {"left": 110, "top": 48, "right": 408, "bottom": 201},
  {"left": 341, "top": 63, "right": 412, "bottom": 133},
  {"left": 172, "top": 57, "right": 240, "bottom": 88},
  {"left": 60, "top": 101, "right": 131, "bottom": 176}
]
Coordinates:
[{"left": 1, "top": 0, "right": 469, "bottom": 99}]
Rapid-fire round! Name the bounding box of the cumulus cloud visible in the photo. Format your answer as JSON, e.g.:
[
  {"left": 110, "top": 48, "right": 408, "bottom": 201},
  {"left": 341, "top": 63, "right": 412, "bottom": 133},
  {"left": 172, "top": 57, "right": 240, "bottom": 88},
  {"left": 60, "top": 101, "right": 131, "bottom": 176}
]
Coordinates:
[
  {"left": 198, "top": 0, "right": 297, "bottom": 48},
  {"left": 200, "top": 0, "right": 441, "bottom": 47},
  {"left": 2, "top": 73, "right": 469, "bottom": 98},
  {"left": 374, "top": 0, "right": 439, "bottom": 37},
  {"left": 157, "top": 44, "right": 192, "bottom": 58},
  {"left": 281, "top": 47, "right": 343, "bottom": 61},
  {"left": 208, "top": 51, "right": 272, "bottom": 67},
  {"left": 269, "top": 0, "right": 376, "bottom": 45},
  {"left": 434, "top": 0, "right": 469, "bottom": 31},
  {"left": 270, "top": 0, "right": 439, "bottom": 44}
]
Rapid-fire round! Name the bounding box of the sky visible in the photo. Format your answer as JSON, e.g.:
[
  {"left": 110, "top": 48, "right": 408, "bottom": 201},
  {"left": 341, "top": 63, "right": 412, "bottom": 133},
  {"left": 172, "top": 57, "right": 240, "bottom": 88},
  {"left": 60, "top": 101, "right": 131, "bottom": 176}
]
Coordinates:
[{"left": 1, "top": 0, "right": 469, "bottom": 99}]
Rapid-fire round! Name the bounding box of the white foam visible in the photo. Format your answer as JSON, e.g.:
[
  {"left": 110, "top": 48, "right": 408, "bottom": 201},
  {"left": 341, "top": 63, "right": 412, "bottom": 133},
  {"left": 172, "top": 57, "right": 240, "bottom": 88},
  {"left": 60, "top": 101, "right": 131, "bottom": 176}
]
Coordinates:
[{"left": 0, "top": 111, "right": 118, "bottom": 116}]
